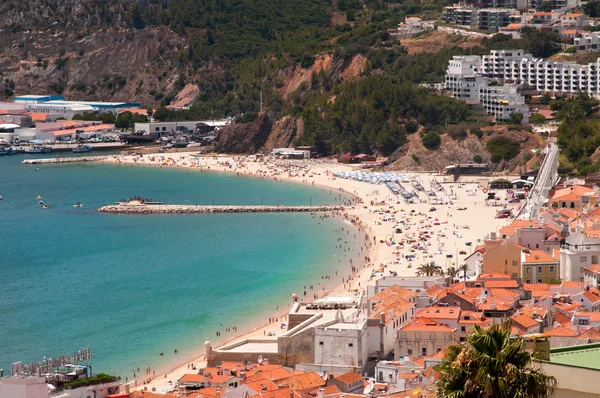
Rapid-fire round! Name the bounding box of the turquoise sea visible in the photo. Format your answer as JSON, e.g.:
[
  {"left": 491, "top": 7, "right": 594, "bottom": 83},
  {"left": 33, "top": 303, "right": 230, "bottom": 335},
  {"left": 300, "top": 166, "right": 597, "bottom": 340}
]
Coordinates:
[{"left": 0, "top": 153, "right": 359, "bottom": 379}]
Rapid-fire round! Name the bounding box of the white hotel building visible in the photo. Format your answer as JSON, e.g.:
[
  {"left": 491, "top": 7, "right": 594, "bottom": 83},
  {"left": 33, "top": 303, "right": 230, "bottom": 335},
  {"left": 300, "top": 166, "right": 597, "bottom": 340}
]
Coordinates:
[
  {"left": 445, "top": 55, "right": 529, "bottom": 123},
  {"left": 445, "top": 49, "right": 600, "bottom": 123}
]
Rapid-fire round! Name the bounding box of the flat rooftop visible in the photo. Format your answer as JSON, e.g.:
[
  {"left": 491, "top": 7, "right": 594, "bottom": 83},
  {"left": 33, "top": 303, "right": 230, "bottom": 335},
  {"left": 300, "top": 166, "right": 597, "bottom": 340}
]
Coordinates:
[
  {"left": 549, "top": 343, "right": 600, "bottom": 370},
  {"left": 225, "top": 342, "right": 278, "bottom": 353}
]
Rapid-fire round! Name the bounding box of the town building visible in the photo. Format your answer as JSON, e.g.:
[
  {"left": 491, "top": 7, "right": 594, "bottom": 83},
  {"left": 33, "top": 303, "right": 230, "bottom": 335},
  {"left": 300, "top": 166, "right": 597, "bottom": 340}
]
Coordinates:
[
  {"left": 575, "top": 32, "right": 600, "bottom": 52},
  {"left": 583, "top": 264, "right": 600, "bottom": 288},
  {"left": 541, "top": 343, "right": 600, "bottom": 398},
  {"left": 396, "top": 317, "right": 456, "bottom": 358},
  {"left": 479, "top": 83, "right": 530, "bottom": 123},
  {"left": 390, "top": 17, "right": 435, "bottom": 37},
  {"left": 520, "top": 248, "right": 560, "bottom": 283},
  {"left": 134, "top": 120, "right": 229, "bottom": 136}
]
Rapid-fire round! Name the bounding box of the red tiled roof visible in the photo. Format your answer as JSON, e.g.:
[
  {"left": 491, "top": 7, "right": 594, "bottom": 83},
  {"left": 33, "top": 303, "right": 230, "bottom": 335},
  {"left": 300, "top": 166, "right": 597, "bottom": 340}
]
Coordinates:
[
  {"left": 400, "top": 317, "right": 455, "bottom": 332},
  {"left": 544, "top": 325, "right": 577, "bottom": 337},
  {"left": 583, "top": 264, "right": 600, "bottom": 274},
  {"left": 179, "top": 373, "right": 205, "bottom": 383},
  {"left": 577, "top": 327, "right": 600, "bottom": 339},
  {"left": 370, "top": 285, "right": 418, "bottom": 302},
  {"left": 512, "top": 314, "right": 539, "bottom": 330},
  {"left": 415, "top": 306, "right": 461, "bottom": 320},
  {"left": 334, "top": 372, "right": 363, "bottom": 385},
  {"left": 484, "top": 280, "right": 519, "bottom": 289}
]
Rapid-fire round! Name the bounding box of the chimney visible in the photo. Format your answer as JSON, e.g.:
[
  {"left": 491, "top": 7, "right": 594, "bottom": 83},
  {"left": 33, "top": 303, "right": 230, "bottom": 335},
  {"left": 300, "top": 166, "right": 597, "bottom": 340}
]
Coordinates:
[
  {"left": 204, "top": 373, "right": 211, "bottom": 386},
  {"left": 489, "top": 301, "right": 496, "bottom": 310},
  {"left": 380, "top": 312, "right": 386, "bottom": 326},
  {"left": 263, "top": 358, "right": 269, "bottom": 365},
  {"left": 216, "top": 388, "right": 221, "bottom": 398},
  {"left": 388, "top": 309, "right": 395, "bottom": 320},
  {"left": 240, "top": 370, "right": 246, "bottom": 380},
  {"left": 224, "top": 368, "right": 230, "bottom": 376},
  {"left": 317, "top": 389, "right": 325, "bottom": 398}
]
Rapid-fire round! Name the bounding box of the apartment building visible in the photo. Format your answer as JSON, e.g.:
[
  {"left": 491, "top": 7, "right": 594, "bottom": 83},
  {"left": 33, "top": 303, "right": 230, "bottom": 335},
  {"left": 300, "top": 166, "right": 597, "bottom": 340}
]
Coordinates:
[
  {"left": 560, "top": 13, "right": 589, "bottom": 27},
  {"left": 477, "top": 8, "right": 519, "bottom": 31},
  {"left": 575, "top": 32, "right": 600, "bottom": 52},
  {"left": 444, "top": 56, "right": 486, "bottom": 104},
  {"left": 521, "top": 249, "right": 560, "bottom": 283},
  {"left": 442, "top": 6, "right": 477, "bottom": 27},
  {"left": 479, "top": 84, "right": 530, "bottom": 123},
  {"left": 560, "top": 230, "right": 600, "bottom": 282},
  {"left": 396, "top": 317, "right": 456, "bottom": 359}
]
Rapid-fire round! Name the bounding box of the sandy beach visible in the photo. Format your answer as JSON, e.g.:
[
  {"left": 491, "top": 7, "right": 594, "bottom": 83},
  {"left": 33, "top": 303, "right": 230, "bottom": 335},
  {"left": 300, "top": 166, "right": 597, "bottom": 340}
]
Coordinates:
[{"left": 100, "top": 152, "right": 515, "bottom": 393}]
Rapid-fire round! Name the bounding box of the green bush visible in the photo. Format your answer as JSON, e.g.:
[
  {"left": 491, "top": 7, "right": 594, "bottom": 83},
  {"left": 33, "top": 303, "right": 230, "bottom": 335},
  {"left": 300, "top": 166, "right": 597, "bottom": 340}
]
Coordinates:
[
  {"left": 530, "top": 113, "right": 547, "bottom": 124},
  {"left": 65, "top": 373, "right": 116, "bottom": 390},
  {"left": 239, "top": 112, "right": 258, "bottom": 123},
  {"left": 422, "top": 131, "right": 441, "bottom": 150},
  {"left": 406, "top": 120, "right": 419, "bottom": 134},
  {"left": 473, "top": 154, "right": 483, "bottom": 163},
  {"left": 486, "top": 136, "right": 520, "bottom": 163}
]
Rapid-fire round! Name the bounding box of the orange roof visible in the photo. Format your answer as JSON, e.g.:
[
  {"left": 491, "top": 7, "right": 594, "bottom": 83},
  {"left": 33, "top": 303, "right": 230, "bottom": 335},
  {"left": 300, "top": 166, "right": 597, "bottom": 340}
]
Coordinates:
[
  {"left": 369, "top": 295, "right": 414, "bottom": 322},
  {"left": 413, "top": 357, "right": 425, "bottom": 368},
  {"left": 195, "top": 387, "right": 219, "bottom": 398},
  {"left": 484, "top": 280, "right": 519, "bottom": 289},
  {"left": 416, "top": 306, "right": 461, "bottom": 320},
  {"left": 426, "top": 284, "right": 447, "bottom": 300},
  {"left": 554, "top": 300, "right": 583, "bottom": 313},
  {"left": 554, "top": 311, "right": 571, "bottom": 326},
  {"left": 499, "top": 220, "right": 539, "bottom": 237},
  {"left": 334, "top": 372, "right": 363, "bottom": 385},
  {"left": 474, "top": 244, "right": 486, "bottom": 254},
  {"left": 132, "top": 392, "right": 178, "bottom": 398},
  {"left": 533, "top": 11, "right": 553, "bottom": 16},
  {"left": 477, "top": 301, "right": 512, "bottom": 311},
  {"left": 118, "top": 108, "right": 148, "bottom": 115},
  {"left": 278, "top": 372, "right": 325, "bottom": 391},
  {"left": 490, "top": 288, "right": 520, "bottom": 299},
  {"left": 245, "top": 367, "right": 293, "bottom": 383},
  {"left": 573, "top": 312, "right": 600, "bottom": 321},
  {"left": 458, "top": 311, "right": 489, "bottom": 325},
  {"left": 323, "top": 385, "right": 341, "bottom": 395},
  {"left": 179, "top": 373, "right": 205, "bottom": 383},
  {"left": 584, "top": 264, "right": 600, "bottom": 274},
  {"left": 522, "top": 249, "right": 558, "bottom": 264},
  {"left": 577, "top": 327, "right": 600, "bottom": 339},
  {"left": 52, "top": 123, "right": 115, "bottom": 136},
  {"left": 512, "top": 314, "right": 539, "bottom": 330},
  {"left": 564, "top": 13, "right": 584, "bottom": 17},
  {"left": 245, "top": 380, "right": 279, "bottom": 392},
  {"left": 500, "top": 23, "right": 521, "bottom": 30},
  {"left": 544, "top": 325, "right": 577, "bottom": 337},
  {"left": 259, "top": 388, "right": 302, "bottom": 398},
  {"left": 370, "top": 285, "right": 418, "bottom": 302},
  {"left": 477, "top": 272, "right": 512, "bottom": 280},
  {"left": 28, "top": 112, "right": 49, "bottom": 121},
  {"left": 582, "top": 288, "right": 600, "bottom": 303},
  {"left": 400, "top": 317, "right": 455, "bottom": 332},
  {"left": 552, "top": 185, "right": 594, "bottom": 200},
  {"left": 561, "top": 281, "right": 586, "bottom": 289},
  {"left": 562, "top": 29, "right": 580, "bottom": 35}
]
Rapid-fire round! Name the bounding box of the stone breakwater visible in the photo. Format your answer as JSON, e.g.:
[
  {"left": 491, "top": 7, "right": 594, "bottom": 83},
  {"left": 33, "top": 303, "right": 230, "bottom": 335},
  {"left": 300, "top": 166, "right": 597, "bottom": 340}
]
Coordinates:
[
  {"left": 22, "top": 156, "right": 107, "bottom": 165},
  {"left": 97, "top": 204, "right": 342, "bottom": 214}
]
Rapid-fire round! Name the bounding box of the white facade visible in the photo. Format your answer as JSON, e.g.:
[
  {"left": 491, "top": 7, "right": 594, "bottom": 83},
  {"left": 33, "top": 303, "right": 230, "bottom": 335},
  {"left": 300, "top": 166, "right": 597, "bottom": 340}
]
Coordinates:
[
  {"left": 482, "top": 49, "right": 600, "bottom": 95},
  {"left": 560, "top": 231, "right": 600, "bottom": 282},
  {"left": 479, "top": 84, "right": 530, "bottom": 123},
  {"left": 314, "top": 318, "right": 368, "bottom": 369},
  {"left": 0, "top": 377, "right": 47, "bottom": 398},
  {"left": 575, "top": 32, "right": 600, "bottom": 52},
  {"left": 135, "top": 120, "right": 230, "bottom": 135},
  {"left": 51, "top": 381, "right": 120, "bottom": 398}
]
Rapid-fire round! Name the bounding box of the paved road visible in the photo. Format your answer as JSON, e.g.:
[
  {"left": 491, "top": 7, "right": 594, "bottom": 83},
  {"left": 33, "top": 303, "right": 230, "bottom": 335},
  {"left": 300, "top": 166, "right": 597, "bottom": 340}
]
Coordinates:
[{"left": 518, "top": 142, "right": 559, "bottom": 220}]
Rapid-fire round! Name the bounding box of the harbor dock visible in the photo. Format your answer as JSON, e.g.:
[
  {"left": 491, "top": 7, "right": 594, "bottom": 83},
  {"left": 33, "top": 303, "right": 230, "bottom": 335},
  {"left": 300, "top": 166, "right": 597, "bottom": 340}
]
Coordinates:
[
  {"left": 22, "top": 156, "right": 107, "bottom": 164},
  {"left": 97, "top": 203, "right": 342, "bottom": 214}
]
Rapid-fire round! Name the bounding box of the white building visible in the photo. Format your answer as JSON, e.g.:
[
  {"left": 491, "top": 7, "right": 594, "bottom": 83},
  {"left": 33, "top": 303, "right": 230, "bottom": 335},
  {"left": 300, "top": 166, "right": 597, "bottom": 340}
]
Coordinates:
[
  {"left": 0, "top": 376, "right": 48, "bottom": 398},
  {"left": 575, "top": 32, "right": 600, "bottom": 52},
  {"left": 560, "top": 231, "right": 600, "bottom": 282},
  {"left": 479, "top": 84, "right": 530, "bottom": 123},
  {"left": 134, "top": 120, "right": 230, "bottom": 135},
  {"left": 393, "top": 17, "right": 435, "bottom": 36}
]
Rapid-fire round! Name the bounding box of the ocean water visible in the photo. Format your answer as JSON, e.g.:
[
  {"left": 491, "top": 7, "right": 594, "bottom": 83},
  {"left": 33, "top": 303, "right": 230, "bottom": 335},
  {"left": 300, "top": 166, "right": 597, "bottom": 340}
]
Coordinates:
[{"left": 0, "top": 154, "right": 359, "bottom": 378}]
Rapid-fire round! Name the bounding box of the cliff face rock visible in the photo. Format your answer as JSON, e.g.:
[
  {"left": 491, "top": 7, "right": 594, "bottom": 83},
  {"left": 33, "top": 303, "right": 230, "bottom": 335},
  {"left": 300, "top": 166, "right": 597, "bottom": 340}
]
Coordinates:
[
  {"left": 262, "top": 116, "right": 304, "bottom": 152},
  {"left": 387, "top": 126, "right": 546, "bottom": 173},
  {"left": 214, "top": 113, "right": 273, "bottom": 153}
]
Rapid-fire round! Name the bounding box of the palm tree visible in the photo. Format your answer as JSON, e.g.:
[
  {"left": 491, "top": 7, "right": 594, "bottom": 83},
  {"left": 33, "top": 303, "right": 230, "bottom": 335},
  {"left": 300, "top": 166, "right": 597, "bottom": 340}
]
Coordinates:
[
  {"left": 435, "top": 322, "right": 556, "bottom": 398},
  {"left": 417, "top": 263, "right": 437, "bottom": 276},
  {"left": 447, "top": 266, "right": 459, "bottom": 283},
  {"left": 459, "top": 263, "right": 470, "bottom": 281}
]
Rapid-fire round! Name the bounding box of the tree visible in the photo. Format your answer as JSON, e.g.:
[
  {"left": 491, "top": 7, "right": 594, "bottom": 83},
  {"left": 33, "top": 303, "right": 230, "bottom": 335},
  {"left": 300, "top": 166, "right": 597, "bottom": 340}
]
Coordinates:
[
  {"left": 446, "top": 267, "right": 459, "bottom": 283},
  {"left": 153, "top": 106, "right": 169, "bottom": 122},
  {"left": 459, "top": 263, "right": 470, "bottom": 280},
  {"left": 436, "top": 322, "right": 557, "bottom": 398},
  {"left": 486, "top": 136, "right": 520, "bottom": 163},
  {"left": 509, "top": 112, "right": 523, "bottom": 125},
  {"left": 417, "top": 263, "right": 439, "bottom": 276},
  {"left": 529, "top": 113, "right": 547, "bottom": 125},
  {"left": 421, "top": 130, "right": 441, "bottom": 150},
  {"left": 473, "top": 154, "right": 483, "bottom": 163}
]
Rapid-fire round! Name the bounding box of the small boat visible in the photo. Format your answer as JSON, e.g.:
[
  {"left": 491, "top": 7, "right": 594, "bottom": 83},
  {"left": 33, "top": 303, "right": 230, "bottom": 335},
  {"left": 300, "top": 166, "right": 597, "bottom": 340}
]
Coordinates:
[
  {"left": 34, "top": 168, "right": 40, "bottom": 172},
  {"left": 41, "top": 204, "right": 51, "bottom": 209},
  {"left": 73, "top": 145, "right": 92, "bottom": 153},
  {"left": 0, "top": 196, "right": 3, "bottom": 200},
  {"left": 73, "top": 202, "right": 83, "bottom": 208},
  {"left": 25, "top": 145, "right": 51, "bottom": 154}
]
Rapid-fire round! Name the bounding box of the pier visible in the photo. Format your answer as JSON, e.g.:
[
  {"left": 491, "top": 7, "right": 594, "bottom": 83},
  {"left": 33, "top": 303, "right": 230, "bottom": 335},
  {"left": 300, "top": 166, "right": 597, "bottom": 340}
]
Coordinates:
[
  {"left": 97, "top": 203, "right": 342, "bottom": 214},
  {"left": 22, "top": 156, "right": 107, "bottom": 165}
]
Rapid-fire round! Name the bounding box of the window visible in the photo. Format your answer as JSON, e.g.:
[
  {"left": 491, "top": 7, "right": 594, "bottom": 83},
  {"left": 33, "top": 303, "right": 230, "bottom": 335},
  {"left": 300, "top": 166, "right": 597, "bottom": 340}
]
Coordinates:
[
  {"left": 422, "top": 347, "right": 427, "bottom": 356},
  {"left": 162, "top": 127, "right": 167, "bottom": 131},
  {"left": 526, "top": 267, "right": 531, "bottom": 274},
  {"left": 536, "top": 244, "right": 539, "bottom": 248},
  {"left": 512, "top": 260, "right": 518, "bottom": 266},
  {"left": 348, "top": 343, "right": 353, "bottom": 347},
  {"left": 538, "top": 267, "right": 543, "bottom": 273},
  {"left": 407, "top": 347, "right": 413, "bottom": 355},
  {"left": 538, "top": 279, "right": 543, "bottom": 283},
  {"left": 461, "top": 326, "right": 466, "bottom": 332},
  {"left": 581, "top": 256, "right": 588, "bottom": 263},
  {"left": 319, "top": 341, "right": 324, "bottom": 345},
  {"left": 155, "top": 127, "right": 159, "bottom": 132},
  {"left": 550, "top": 266, "right": 554, "bottom": 273},
  {"left": 526, "top": 279, "right": 531, "bottom": 284},
  {"left": 379, "top": 371, "right": 383, "bottom": 381}
]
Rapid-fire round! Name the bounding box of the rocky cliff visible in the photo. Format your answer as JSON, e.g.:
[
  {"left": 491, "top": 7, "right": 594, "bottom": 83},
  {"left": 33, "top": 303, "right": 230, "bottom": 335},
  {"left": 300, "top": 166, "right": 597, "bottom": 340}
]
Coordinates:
[{"left": 214, "top": 113, "right": 273, "bottom": 154}]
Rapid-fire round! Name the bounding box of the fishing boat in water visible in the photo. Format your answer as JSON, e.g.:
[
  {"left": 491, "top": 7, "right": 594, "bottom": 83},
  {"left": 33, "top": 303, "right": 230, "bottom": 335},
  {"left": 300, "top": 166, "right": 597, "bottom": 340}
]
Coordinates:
[
  {"left": 25, "top": 145, "right": 52, "bottom": 154},
  {"left": 73, "top": 145, "right": 92, "bottom": 153}
]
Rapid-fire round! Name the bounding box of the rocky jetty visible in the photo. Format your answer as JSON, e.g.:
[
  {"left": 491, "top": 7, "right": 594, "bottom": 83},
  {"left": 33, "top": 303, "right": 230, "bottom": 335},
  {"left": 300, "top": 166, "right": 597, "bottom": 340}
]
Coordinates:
[
  {"left": 97, "top": 203, "right": 340, "bottom": 214},
  {"left": 22, "top": 156, "right": 107, "bottom": 165}
]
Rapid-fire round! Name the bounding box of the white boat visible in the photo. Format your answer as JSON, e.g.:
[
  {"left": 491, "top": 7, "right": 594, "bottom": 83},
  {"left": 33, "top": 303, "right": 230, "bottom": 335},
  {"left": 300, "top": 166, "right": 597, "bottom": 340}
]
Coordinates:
[
  {"left": 25, "top": 145, "right": 51, "bottom": 154},
  {"left": 73, "top": 145, "right": 92, "bottom": 153}
]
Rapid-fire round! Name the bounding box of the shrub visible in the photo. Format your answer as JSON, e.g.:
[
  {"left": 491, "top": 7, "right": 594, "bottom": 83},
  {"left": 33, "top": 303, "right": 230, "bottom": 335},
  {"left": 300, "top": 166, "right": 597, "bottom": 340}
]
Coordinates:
[
  {"left": 470, "top": 127, "right": 483, "bottom": 138},
  {"left": 411, "top": 153, "right": 420, "bottom": 164},
  {"left": 406, "top": 120, "right": 419, "bottom": 134},
  {"left": 421, "top": 131, "right": 441, "bottom": 150},
  {"left": 486, "top": 136, "right": 520, "bottom": 163},
  {"left": 446, "top": 124, "right": 467, "bottom": 141},
  {"left": 473, "top": 154, "right": 483, "bottom": 163},
  {"left": 530, "top": 113, "right": 547, "bottom": 124},
  {"left": 239, "top": 111, "right": 258, "bottom": 123}
]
